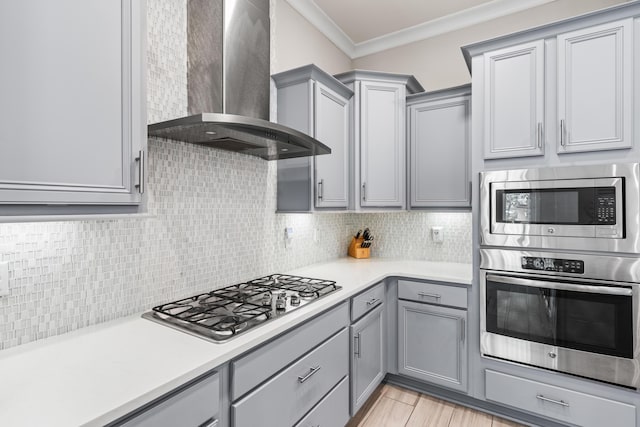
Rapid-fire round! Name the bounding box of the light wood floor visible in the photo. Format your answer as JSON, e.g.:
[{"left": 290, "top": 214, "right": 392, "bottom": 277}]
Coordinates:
[{"left": 347, "top": 383, "right": 526, "bottom": 427}]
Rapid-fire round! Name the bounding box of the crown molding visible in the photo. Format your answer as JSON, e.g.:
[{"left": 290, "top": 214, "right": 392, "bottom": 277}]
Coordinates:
[
  {"left": 285, "top": 0, "right": 355, "bottom": 57},
  {"left": 286, "top": 0, "right": 557, "bottom": 59}
]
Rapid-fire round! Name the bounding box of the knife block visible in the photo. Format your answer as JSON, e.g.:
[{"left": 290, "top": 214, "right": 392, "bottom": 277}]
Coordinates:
[{"left": 348, "top": 237, "right": 370, "bottom": 259}]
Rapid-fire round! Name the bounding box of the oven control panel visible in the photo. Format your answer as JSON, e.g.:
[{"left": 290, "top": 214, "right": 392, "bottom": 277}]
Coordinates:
[
  {"left": 521, "top": 256, "right": 584, "bottom": 274},
  {"left": 596, "top": 191, "right": 616, "bottom": 224}
]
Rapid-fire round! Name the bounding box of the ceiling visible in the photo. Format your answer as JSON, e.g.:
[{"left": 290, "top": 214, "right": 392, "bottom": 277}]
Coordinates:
[{"left": 285, "top": 0, "right": 557, "bottom": 58}]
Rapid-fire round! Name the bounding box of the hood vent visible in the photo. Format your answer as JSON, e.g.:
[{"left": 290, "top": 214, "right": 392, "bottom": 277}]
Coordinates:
[{"left": 148, "top": 0, "right": 330, "bottom": 160}]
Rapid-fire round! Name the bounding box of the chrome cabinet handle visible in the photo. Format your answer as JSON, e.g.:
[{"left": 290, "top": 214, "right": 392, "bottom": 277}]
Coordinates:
[
  {"left": 537, "top": 122, "right": 542, "bottom": 148},
  {"left": 135, "top": 150, "right": 145, "bottom": 194},
  {"left": 298, "top": 365, "right": 321, "bottom": 383},
  {"left": 460, "top": 318, "right": 465, "bottom": 343},
  {"left": 560, "top": 119, "right": 566, "bottom": 147},
  {"left": 366, "top": 297, "right": 381, "bottom": 306},
  {"left": 354, "top": 333, "right": 361, "bottom": 358},
  {"left": 318, "top": 179, "right": 323, "bottom": 201},
  {"left": 536, "top": 394, "right": 569, "bottom": 407},
  {"left": 362, "top": 183, "right": 366, "bottom": 201},
  {"left": 418, "top": 292, "right": 441, "bottom": 301},
  {"left": 202, "top": 418, "right": 219, "bottom": 427}
]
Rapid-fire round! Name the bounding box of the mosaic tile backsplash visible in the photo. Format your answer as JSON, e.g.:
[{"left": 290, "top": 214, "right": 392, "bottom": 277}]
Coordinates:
[{"left": 0, "top": 0, "right": 471, "bottom": 350}]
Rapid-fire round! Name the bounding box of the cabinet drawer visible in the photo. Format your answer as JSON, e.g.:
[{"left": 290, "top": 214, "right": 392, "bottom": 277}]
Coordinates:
[
  {"left": 232, "top": 329, "right": 349, "bottom": 427},
  {"left": 231, "top": 302, "right": 349, "bottom": 400},
  {"left": 398, "top": 280, "right": 467, "bottom": 308},
  {"left": 117, "top": 370, "right": 219, "bottom": 427},
  {"left": 351, "top": 282, "right": 385, "bottom": 321},
  {"left": 485, "top": 370, "right": 635, "bottom": 427},
  {"left": 295, "top": 376, "right": 350, "bottom": 427}
]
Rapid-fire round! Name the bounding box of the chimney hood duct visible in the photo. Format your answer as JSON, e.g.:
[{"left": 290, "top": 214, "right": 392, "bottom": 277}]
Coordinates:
[{"left": 148, "top": 0, "right": 330, "bottom": 160}]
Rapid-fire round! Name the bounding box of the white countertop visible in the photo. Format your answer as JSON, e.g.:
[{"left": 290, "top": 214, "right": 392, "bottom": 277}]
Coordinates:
[{"left": 0, "top": 257, "right": 471, "bottom": 427}]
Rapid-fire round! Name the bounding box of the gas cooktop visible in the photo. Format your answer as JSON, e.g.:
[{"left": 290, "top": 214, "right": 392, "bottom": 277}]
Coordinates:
[{"left": 142, "top": 274, "right": 340, "bottom": 343}]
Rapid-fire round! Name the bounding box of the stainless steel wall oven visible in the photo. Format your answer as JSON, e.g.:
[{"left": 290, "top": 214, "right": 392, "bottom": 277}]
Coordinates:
[
  {"left": 480, "top": 163, "right": 640, "bottom": 253},
  {"left": 480, "top": 248, "right": 640, "bottom": 388}
]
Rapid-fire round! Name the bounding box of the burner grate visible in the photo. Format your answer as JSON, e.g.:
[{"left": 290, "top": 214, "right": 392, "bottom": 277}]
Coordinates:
[
  {"left": 151, "top": 292, "right": 271, "bottom": 336},
  {"left": 146, "top": 274, "right": 339, "bottom": 342}
]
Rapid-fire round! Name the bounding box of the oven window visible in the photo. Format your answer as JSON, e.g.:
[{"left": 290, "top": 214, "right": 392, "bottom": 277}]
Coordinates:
[
  {"left": 495, "top": 187, "right": 616, "bottom": 225},
  {"left": 486, "top": 277, "right": 633, "bottom": 358}
]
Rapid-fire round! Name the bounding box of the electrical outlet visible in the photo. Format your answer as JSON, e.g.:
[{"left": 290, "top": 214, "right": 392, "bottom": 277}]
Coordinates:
[
  {"left": 431, "top": 226, "right": 444, "bottom": 243},
  {"left": 0, "top": 262, "right": 8, "bottom": 297},
  {"left": 284, "top": 227, "right": 294, "bottom": 248}
]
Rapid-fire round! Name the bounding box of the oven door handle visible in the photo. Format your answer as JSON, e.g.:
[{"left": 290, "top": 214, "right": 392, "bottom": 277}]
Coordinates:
[{"left": 486, "top": 274, "right": 633, "bottom": 296}]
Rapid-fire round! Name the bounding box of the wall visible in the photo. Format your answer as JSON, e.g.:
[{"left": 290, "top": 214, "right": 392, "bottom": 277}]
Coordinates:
[
  {"left": 271, "top": 0, "right": 352, "bottom": 74},
  {"left": 0, "top": 0, "right": 471, "bottom": 351},
  {"left": 352, "top": 0, "right": 629, "bottom": 90},
  {"left": 346, "top": 212, "right": 472, "bottom": 263}
]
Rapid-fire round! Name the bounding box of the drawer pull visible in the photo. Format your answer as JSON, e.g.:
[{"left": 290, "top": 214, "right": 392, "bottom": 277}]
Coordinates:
[
  {"left": 366, "top": 297, "right": 381, "bottom": 306},
  {"left": 536, "top": 394, "right": 570, "bottom": 407},
  {"left": 201, "top": 418, "right": 218, "bottom": 427},
  {"left": 418, "top": 292, "right": 441, "bottom": 301},
  {"left": 135, "top": 150, "right": 145, "bottom": 194},
  {"left": 354, "top": 333, "right": 361, "bottom": 358},
  {"left": 298, "top": 365, "right": 321, "bottom": 383}
]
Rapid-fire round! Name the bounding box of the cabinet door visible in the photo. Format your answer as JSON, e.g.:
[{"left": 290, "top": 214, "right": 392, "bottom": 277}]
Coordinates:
[
  {"left": 398, "top": 300, "right": 467, "bottom": 392},
  {"left": 484, "top": 40, "right": 545, "bottom": 159},
  {"left": 409, "top": 95, "right": 470, "bottom": 208},
  {"left": 351, "top": 303, "right": 385, "bottom": 415},
  {"left": 0, "top": 0, "right": 145, "bottom": 207},
  {"left": 314, "top": 82, "right": 350, "bottom": 208},
  {"left": 557, "top": 19, "right": 633, "bottom": 153},
  {"left": 359, "top": 81, "right": 405, "bottom": 207}
]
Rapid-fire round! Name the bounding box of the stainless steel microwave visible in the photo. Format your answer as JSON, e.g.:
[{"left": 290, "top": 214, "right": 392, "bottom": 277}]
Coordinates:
[{"left": 480, "top": 163, "right": 640, "bottom": 253}]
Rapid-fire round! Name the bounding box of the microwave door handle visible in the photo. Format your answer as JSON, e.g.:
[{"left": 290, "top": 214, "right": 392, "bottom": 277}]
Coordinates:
[{"left": 486, "top": 274, "right": 633, "bottom": 297}]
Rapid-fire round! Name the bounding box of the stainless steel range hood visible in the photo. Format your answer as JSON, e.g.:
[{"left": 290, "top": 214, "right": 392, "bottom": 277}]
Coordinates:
[{"left": 148, "top": 0, "right": 330, "bottom": 160}]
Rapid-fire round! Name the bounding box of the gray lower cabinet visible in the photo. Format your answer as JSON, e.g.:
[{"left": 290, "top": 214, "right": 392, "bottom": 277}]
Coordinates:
[
  {"left": 230, "top": 302, "right": 350, "bottom": 427},
  {"left": 486, "top": 370, "right": 636, "bottom": 427},
  {"left": 0, "top": 0, "right": 146, "bottom": 214},
  {"left": 295, "top": 376, "right": 350, "bottom": 427},
  {"left": 398, "top": 294, "right": 467, "bottom": 393},
  {"left": 232, "top": 329, "right": 349, "bottom": 427},
  {"left": 407, "top": 85, "right": 471, "bottom": 208},
  {"left": 113, "top": 370, "right": 220, "bottom": 427},
  {"left": 351, "top": 303, "right": 385, "bottom": 415}
]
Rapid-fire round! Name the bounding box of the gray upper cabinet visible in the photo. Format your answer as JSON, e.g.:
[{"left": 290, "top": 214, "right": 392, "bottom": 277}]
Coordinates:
[
  {"left": 335, "top": 70, "right": 423, "bottom": 210},
  {"left": 557, "top": 19, "right": 633, "bottom": 154},
  {"left": 407, "top": 85, "right": 471, "bottom": 208},
  {"left": 273, "top": 65, "right": 353, "bottom": 212},
  {"left": 314, "top": 83, "right": 351, "bottom": 208},
  {"left": 0, "top": 0, "right": 146, "bottom": 214},
  {"left": 466, "top": 8, "right": 639, "bottom": 163},
  {"left": 358, "top": 80, "right": 406, "bottom": 208},
  {"left": 483, "top": 40, "right": 545, "bottom": 159}
]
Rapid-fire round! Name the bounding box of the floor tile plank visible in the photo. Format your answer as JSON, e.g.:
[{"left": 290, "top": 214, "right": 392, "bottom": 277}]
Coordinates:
[
  {"left": 405, "top": 395, "right": 455, "bottom": 427},
  {"left": 346, "top": 384, "right": 385, "bottom": 427},
  {"left": 382, "top": 383, "right": 420, "bottom": 405},
  {"left": 357, "top": 396, "right": 415, "bottom": 427},
  {"left": 449, "top": 406, "right": 493, "bottom": 427}
]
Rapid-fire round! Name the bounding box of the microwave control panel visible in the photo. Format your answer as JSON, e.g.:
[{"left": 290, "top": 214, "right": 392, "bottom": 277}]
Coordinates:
[
  {"left": 521, "top": 257, "right": 584, "bottom": 274},
  {"left": 595, "top": 188, "right": 616, "bottom": 224}
]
